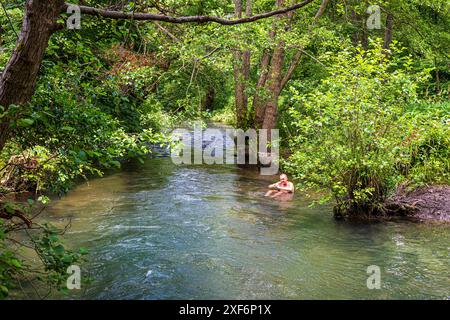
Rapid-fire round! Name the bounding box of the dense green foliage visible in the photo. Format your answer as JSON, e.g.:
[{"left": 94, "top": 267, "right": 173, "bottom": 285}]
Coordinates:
[
  {"left": 1, "top": 6, "right": 171, "bottom": 194},
  {"left": 0, "top": 0, "right": 448, "bottom": 298},
  {"left": 284, "top": 42, "right": 449, "bottom": 216}
]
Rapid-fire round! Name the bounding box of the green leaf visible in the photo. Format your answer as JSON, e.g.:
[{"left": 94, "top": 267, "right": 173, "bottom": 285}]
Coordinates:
[
  {"left": 61, "top": 126, "right": 75, "bottom": 131},
  {"left": 10, "top": 259, "right": 22, "bottom": 268},
  {"left": 54, "top": 244, "right": 65, "bottom": 256},
  {"left": 17, "top": 118, "right": 34, "bottom": 127},
  {"left": 78, "top": 150, "right": 87, "bottom": 161},
  {"left": 61, "top": 255, "right": 73, "bottom": 263},
  {"left": 38, "top": 196, "right": 50, "bottom": 205},
  {"left": 110, "top": 160, "right": 121, "bottom": 168}
]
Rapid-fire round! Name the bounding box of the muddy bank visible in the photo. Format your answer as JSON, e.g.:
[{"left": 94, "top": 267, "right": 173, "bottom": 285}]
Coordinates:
[{"left": 385, "top": 185, "right": 450, "bottom": 222}]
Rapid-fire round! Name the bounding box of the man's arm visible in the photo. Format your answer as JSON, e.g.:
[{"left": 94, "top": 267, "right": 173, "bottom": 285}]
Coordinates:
[{"left": 268, "top": 183, "right": 280, "bottom": 189}]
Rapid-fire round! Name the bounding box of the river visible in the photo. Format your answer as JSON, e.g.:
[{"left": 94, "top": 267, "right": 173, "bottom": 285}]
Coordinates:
[{"left": 25, "top": 127, "right": 450, "bottom": 299}]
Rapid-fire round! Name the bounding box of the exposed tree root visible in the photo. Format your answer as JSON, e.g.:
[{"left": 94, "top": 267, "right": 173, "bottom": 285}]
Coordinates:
[
  {"left": 333, "top": 185, "right": 450, "bottom": 222},
  {"left": 385, "top": 185, "right": 450, "bottom": 222}
]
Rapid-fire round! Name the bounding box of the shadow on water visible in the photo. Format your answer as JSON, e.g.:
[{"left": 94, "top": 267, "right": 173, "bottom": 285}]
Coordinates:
[{"left": 18, "top": 127, "right": 450, "bottom": 300}]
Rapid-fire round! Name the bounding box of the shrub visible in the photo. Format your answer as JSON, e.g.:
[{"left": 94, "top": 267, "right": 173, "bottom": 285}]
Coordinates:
[
  {"left": 401, "top": 105, "right": 450, "bottom": 188},
  {"left": 4, "top": 83, "right": 164, "bottom": 194},
  {"left": 284, "top": 41, "right": 441, "bottom": 217}
]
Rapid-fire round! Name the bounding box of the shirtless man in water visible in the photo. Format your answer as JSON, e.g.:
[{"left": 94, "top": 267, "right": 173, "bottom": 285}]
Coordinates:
[{"left": 265, "top": 174, "right": 295, "bottom": 197}]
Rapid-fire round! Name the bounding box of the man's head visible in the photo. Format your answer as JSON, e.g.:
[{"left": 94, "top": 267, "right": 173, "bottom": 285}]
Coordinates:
[{"left": 279, "top": 174, "right": 288, "bottom": 184}]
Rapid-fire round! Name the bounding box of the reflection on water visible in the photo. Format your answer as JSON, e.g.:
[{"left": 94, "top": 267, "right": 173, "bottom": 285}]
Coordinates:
[{"left": 28, "top": 157, "right": 450, "bottom": 300}]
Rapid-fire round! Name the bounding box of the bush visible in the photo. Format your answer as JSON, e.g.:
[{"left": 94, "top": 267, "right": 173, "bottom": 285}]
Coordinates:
[
  {"left": 139, "top": 96, "right": 176, "bottom": 131},
  {"left": 4, "top": 81, "right": 164, "bottom": 194},
  {"left": 401, "top": 105, "right": 450, "bottom": 188},
  {"left": 210, "top": 101, "right": 236, "bottom": 126}
]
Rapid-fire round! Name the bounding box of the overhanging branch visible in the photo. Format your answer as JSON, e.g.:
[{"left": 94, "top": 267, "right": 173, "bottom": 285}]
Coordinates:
[{"left": 63, "top": 0, "right": 316, "bottom": 25}]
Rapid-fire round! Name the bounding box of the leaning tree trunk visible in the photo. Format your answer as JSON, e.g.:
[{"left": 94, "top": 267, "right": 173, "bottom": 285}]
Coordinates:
[
  {"left": 253, "top": 49, "right": 272, "bottom": 128},
  {"left": 261, "top": 41, "right": 284, "bottom": 130},
  {"left": 0, "top": 0, "right": 64, "bottom": 152},
  {"left": 254, "top": 0, "right": 286, "bottom": 129},
  {"left": 257, "top": 0, "right": 328, "bottom": 130},
  {"left": 383, "top": 13, "right": 394, "bottom": 54},
  {"left": 260, "top": 0, "right": 286, "bottom": 130}
]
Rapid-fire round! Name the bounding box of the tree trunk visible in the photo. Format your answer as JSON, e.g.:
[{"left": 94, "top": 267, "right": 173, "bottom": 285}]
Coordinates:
[
  {"left": 349, "top": 6, "right": 366, "bottom": 49},
  {"left": 261, "top": 41, "right": 284, "bottom": 130},
  {"left": 241, "top": 0, "right": 252, "bottom": 117},
  {"left": 254, "top": 0, "right": 286, "bottom": 129},
  {"left": 256, "top": 0, "right": 329, "bottom": 130},
  {"left": 0, "top": 0, "right": 64, "bottom": 152},
  {"left": 361, "top": 21, "right": 368, "bottom": 50},
  {"left": 253, "top": 50, "right": 272, "bottom": 128},
  {"left": 203, "top": 87, "right": 215, "bottom": 111},
  {"left": 260, "top": 0, "right": 286, "bottom": 130},
  {"left": 434, "top": 58, "right": 441, "bottom": 94},
  {"left": 350, "top": 10, "right": 359, "bottom": 47},
  {"left": 279, "top": 49, "right": 302, "bottom": 92},
  {"left": 234, "top": 53, "right": 247, "bottom": 127}
]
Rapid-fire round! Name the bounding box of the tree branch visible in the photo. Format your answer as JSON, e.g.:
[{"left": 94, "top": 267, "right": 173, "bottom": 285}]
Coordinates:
[
  {"left": 153, "top": 21, "right": 180, "bottom": 42},
  {"left": 0, "top": 209, "right": 32, "bottom": 228},
  {"left": 313, "top": 0, "right": 329, "bottom": 21},
  {"left": 279, "top": 50, "right": 302, "bottom": 93},
  {"left": 63, "top": 0, "right": 316, "bottom": 25}
]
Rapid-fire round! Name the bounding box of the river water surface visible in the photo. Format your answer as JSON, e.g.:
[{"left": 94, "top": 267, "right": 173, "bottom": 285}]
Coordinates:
[
  {"left": 36, "top": 156, "right": 449, "bottom": 300},
  {"left": 27, "top": 125, "right": 450, "bottom": 300}
]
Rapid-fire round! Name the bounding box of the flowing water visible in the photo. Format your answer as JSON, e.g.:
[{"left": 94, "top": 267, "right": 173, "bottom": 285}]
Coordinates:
[{"left": 28, "top": 128, "right": 450, "bottom": 300}]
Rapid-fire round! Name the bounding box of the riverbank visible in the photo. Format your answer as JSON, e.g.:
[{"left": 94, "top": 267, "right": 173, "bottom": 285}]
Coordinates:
[{"left": 385, "top": 185, "right": 450, "bottom": 223}]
